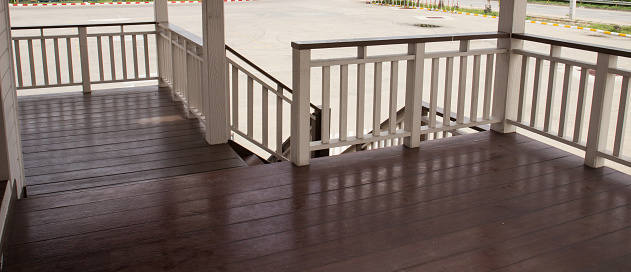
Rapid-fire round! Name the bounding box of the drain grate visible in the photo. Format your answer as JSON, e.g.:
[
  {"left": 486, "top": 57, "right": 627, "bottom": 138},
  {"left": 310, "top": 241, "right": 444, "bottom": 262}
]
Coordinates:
[{"left": 414, "top": 23, "right": 441, "bottom": 28}]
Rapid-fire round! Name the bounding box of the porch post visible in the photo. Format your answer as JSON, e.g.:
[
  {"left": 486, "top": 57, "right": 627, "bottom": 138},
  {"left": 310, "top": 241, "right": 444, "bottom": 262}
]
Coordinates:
[
  {"left": 490, "top": 0, "right": 526, "bottom": 133},
  {"left": 154, "top": 0, "right": 168, "bottom": 88},
  {"left": 202, "top": 0, "right": 230, "bottom": 145}
]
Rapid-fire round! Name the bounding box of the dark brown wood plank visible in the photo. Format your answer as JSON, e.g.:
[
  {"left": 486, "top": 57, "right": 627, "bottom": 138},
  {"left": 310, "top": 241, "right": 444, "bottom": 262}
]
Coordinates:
[
  {"left": 580, "top": 253, "right": 631, "bottom": 272},
  {"left": 14, "top": 130, "right": 528, "bottom": 214}
]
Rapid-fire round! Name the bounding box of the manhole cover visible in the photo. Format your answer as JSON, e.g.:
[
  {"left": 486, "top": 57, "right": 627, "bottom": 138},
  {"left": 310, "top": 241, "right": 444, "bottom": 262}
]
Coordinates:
[{"left": 414, "top": 24, "right": 442, "bottom": 28}]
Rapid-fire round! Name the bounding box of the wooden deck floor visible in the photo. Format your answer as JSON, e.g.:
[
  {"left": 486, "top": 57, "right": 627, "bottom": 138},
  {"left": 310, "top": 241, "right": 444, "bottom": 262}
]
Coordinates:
[
  {"left": 5, "top": 130, "right": 630, "bottom": 271},
  {"left": 17, "top": 87, "right": 246, "bottom": 196}
]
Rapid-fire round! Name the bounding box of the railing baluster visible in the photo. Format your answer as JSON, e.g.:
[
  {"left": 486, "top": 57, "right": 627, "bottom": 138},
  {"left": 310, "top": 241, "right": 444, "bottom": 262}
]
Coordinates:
[
  {"left": 544, "top": 45, "right": 561, "bottom": 132},
  {"left": 132, "top": 35, "right": 139, "bottom": 79},
  {"left": 517, "top": 55, "right": 529, "bottom": 123},
  {"left": 558, "top": 64, "right": 573, "bottom": 138},
  {"left": 483, "top": 54, "right": 494, "bottom": 120},
  {"left": 612, "top": 76, "right": 629, "bottom": 157},
  {"left": 322, "top": 66, "right": 331, "bottom": 144},
  {"left": 78, "top": 26, "right": 91, "bottom": 93},
  {"left": 53, "top": 38, "right": 62, "bottom": 84},
  {"left": 340, "top": 64, "right": 349, "bottom": 141},
  {"left": 276, "top": 84, "right": 283, "bottom": 155},
  {"left": 357, "top": 46, "right": 367, "bottom": 139},
  {"left": 372, "top": 62, "right": 381, "bottom": 137},
  {"left": 66, "top": 38, "right": 74, "bottom": 84},
  {"left": 40, "top": 33, "right": 49, "bottom": 86},
  {"left": 14, "top": 40, "right": 23, "bottom": 87},
  {"left": 120, "top": 27, "right": 128, "bottom": 80},
  {"left": 97, "top": 36, "right": 105, "bottom": 82},
  {"left": 262, "top": 86, "right": 269, "bottom": 147},
  {"left": 144, "top": 34, "right": 150, "bottom": 78},
  {"left": 573, "top": 68, "right": 589, "bottom": 143},
  {"left": 109, "top": 36, "right": 116, "bottom": 80},
  {"left": 429, "top": 58, "right": 440, "bottom": 130},
  {"left": 389, "top": 60, "right": 398, "bottom": 134},
  {"left": 457, "top": 40, "right": 469, "bottom": 124},
  {"left": 27, "top": 39, "right": 35, "bottom": 86},
  {"left": 247, "top": 76, "right": 254, "bottom": 138},
  {"left": 231, "top": 66, "right": 239, "bottom": 128},
  {"left": 470, "top": 54, "right": 481, "bottom": 122},
  {"left": 529, "top": 58, "right": 544, "bottom": 127},
  {"left": 443, "top": 56, "right": 454, "bottom": 137}
]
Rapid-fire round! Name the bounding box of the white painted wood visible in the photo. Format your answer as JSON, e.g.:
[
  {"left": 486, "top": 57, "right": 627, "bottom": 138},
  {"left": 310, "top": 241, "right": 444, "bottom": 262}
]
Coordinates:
[
  {"left": 78, "top": 26, "right": 91, "bottom": 93},
  {"left": 529, "top": 58, "right": 544, "bottom": 127},
  {"left": 13, "top": 40, "right": 21, "bottom": 87},
  {"left": 558, "top": 64, "right": 573, "bottom": 138},
  {"left": 231, "top": 65, "right": 238, "bottom": 127},
  {"left": 340, "top": 64, "right": 349, "bottom": 141},
  {"left": 202, "top": 0, "right": 229, "bottom": 145},
  {"left": 573, "top": 68, "right": 589, "bottom": 143},
  {"left": 429, "top": 58, "right": 439, "bottom": 128},
  {"left": 291, "top": 48, "right": 312, "bottom": 166},
  {"left": 512, "top": 49, "right": 596, "bottom": 71},
  {"left": 40, "top": 37, "right": 49, "bottom": 86},
  {"left": 443, "top": 56, "right": 454, "bottom": 137},
  {"left": 389, "top": 60, "right": 398, "bottom": 134},
  {"left": 612, "top": 76, "right": 629, "bottom": 157},
  {"left": 491, "top": 0, "right": 526, "bottom": 133},
  {"left": 585, "top": 54, "right": 618, "bottom": 167},
  {"left": 96, "top": 36, "right": 104, "bottom": 82},
  {"left": 516, "top": 55, "right": 529, "bottom": 123},
  {"left": 311, "top": 129, "right": 412, "bottom": 151},
  {"left": 247, "top": 76, "right": 254, "bottom": 138},
  {"left": 262, "top": 86, "right": 269, "bottom": 147},
  {"left": 120, "top": 28, "right": 128, "bottom": 80},
  {"left": 53, "top": 38, "right": 62, "bottom": 84},
  {"left": 276, "top": 84, "right": 283, "bottom": 155},
  {"left": 543, "top": 45, "right": 561, "bottom": 132},
  {"left": 483, "top": 54, "right": 494, "bottom": 120},
  {"left": 403, "top": 43, "right": 425, "bottom": 148},
  {"left": 470, "top": 54, "right": 481, "bottom": 122},
  {"left": 27, "top": 39, "right": 35, "bottom": 86},
  {"left": 372, "top": 62, "right": 381, "bottom": 137},
  {"left": 457, "top": 40, "right": 469, "bottom": 124},
  {"left": 356, "top": 46, "right": 367, "bottom": 139},
  {"left": 322, "top": 66, "right": 331, "bottom": 144},
  {"left": 144, "top": 34, "right": 150, "bottom": 78},
  {"left": 155, "top": 0, "right": 169, "bottom": 87},
  {"left": 109, "top": 36, "right": 116, "bottom": 80},
  {"left": 132, "top": 35, "right": 139, "bottom": 79}
]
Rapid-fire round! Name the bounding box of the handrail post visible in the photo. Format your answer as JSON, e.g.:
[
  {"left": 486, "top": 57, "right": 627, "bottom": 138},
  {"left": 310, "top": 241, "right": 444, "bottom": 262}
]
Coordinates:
[
  {"left": 291, "top": 48, "right": 311, "bottom": 166},
  {"left": 490, "top": 0, "right": 526, "bottom": 133},
  {"left": 154, "top": 0, "right": 169, "bottom": 88},
  {"left": 585, "top": 53, "right": 618, "bottom": 168},
  {"left": 202, "top": 0, "right": 230, "bottom": 145},
  {"left": 78, "top": 26, "right": 91, "bottom": 93},
  {"left": 403, "top": 42, "right": 424, "bottom": 148}
]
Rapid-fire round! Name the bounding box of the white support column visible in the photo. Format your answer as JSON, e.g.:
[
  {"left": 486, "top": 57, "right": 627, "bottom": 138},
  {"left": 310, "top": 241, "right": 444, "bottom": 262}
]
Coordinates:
[
  {"left": 585, "top": 53, "right": 618, "bottom": 168},
  {"left": 403, "top": 42, "right": 425, "bottom": 148},
  {"left": 202, "top": 0, "right": 230, "bottom": 145},
  {"left": 154, "top": 0, "right": 169, "bottom": 88},
  {"left": 490, "top": 0, "right": 526, "bottom": 133},
  {"left": 291, "top": 48, "right": 311, "bottom": 166}
]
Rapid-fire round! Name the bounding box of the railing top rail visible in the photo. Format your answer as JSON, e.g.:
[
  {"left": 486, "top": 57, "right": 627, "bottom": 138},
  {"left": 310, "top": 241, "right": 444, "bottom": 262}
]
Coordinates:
[
  {"left": 226, "top": 45, "right": 292, "bottom": 93},
  {"left": 157, "top": 22, "right": 203, "bottom": 46},
  {"left": 11, "top": 21, "right": 157, "bottom": 30},
  {"left": 291, "top": 32, "right": 509, "bottom": 50},
  {"left": 512, "top": 33, "right": 631, "bottom": 58}
]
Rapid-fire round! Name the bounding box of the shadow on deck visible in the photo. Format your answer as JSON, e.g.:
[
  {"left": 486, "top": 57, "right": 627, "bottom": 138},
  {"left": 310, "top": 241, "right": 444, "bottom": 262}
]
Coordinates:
[
  {"left": 17, "top": 86, "right": 246, "bottom": 196},
  {"left": 5, "top": 127, "right": 631, "bottom": 270}
]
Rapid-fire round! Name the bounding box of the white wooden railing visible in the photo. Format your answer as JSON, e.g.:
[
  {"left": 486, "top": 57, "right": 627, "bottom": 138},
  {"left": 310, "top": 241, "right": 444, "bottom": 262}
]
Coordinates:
[
  {"left": 11, "top": 22, "right": 158, "bottom": 92},
  {"left": 290, "top": 33, "right": 508, "bottom": 165},
  {"left": 509, "top": 34, "right": 631, "bottom": 168},
  {"left": 156, "top": 23, "right": 206, "bottom": 122}
]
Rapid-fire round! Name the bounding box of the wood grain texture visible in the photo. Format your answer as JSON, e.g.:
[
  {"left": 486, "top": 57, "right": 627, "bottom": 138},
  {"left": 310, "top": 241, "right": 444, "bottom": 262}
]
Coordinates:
[
  {"left": 5, "top": 130, "right": 630, "bottom": 271},
  {"left": 16, "top": 86, "right": 245, "bottom": 196}
]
